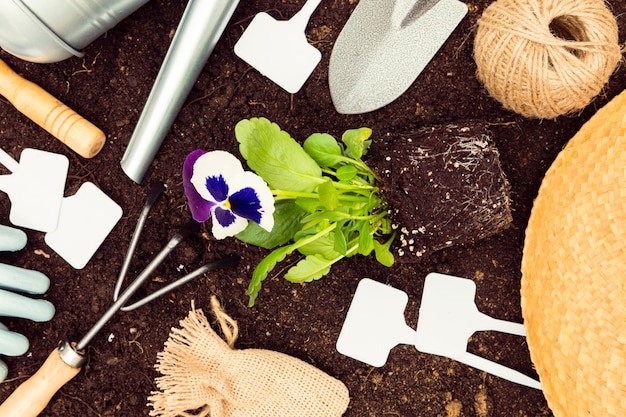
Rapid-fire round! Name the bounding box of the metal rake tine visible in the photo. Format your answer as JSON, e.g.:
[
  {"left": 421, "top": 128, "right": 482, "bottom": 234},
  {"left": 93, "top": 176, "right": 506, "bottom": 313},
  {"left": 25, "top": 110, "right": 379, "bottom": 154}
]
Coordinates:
[
  {"left": 113, "top": 182, "right": 166, "bottom": 301},
  {"left": 120, "top": 255, "right": 239, "bottom": 311},
  {"left": 76, "top": 220, "right": 200, "bottom": 351}
]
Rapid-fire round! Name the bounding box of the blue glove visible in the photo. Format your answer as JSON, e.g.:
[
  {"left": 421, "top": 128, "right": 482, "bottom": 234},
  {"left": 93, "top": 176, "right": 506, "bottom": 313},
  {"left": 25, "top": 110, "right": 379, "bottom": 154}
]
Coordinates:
[{"left": 0, "top": 224, "right": 55, "bottom": 382}]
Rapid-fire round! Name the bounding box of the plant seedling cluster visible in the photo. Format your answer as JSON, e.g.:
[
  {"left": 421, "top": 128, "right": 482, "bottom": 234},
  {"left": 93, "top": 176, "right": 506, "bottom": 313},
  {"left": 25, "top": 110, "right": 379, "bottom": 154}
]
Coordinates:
[{"left": 234, "top": 118, "right": 394, "bottom": 306}]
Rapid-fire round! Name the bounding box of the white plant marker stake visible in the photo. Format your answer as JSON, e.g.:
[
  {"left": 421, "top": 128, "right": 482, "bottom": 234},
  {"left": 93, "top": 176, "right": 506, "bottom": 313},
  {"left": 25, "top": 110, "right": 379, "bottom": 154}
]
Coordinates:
[
  {"left": 0, "top": 148, "right": 68, "bottom": 232},
  {"left": 45, "top": 182, "right": 122, "bottom": 269},
  {"left": 234, "top": 0, "right": 322, "bottom": 93},
  {"left": 336, "top": 275, "right": 542, "bottom": 389}
]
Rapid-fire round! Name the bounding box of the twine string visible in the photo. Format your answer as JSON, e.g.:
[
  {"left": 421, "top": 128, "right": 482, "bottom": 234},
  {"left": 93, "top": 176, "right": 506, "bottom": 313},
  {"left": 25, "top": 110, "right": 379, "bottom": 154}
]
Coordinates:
[{"left": 474, "top": 0, "right": 622, "bottom": 118}]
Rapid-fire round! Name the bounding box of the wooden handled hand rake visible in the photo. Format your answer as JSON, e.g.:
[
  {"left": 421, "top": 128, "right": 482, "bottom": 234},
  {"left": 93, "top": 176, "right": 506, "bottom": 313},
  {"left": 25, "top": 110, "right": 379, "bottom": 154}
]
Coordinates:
[{"left": 0, "top": 182, "right": 238, "bottom": 417}]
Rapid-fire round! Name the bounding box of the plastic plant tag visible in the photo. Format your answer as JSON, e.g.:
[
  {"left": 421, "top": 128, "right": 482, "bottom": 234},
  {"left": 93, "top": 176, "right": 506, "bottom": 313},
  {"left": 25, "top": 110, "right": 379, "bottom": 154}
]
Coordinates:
[
  {"left": 45, "top": 182, "right": 122, "bottom": 269},
  {"left": 336, "top": 278, "right": 417, "bottom": 367},
  {"left": 0, "top": 148, "right": 68, "bottom": 232},
  {"left": 234, "top": 0, "right": 322, "bottom": 93},
  {"left": 416, "top": 273, "right": 541, "bottom": 389},
  {"left": 337, "top": 275, "right": 542, "bottom": 390}
]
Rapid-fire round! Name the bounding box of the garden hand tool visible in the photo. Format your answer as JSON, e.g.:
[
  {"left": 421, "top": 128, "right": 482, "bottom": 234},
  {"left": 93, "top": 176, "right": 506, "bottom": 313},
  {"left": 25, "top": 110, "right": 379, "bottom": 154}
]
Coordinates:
[
  {"left": 112, "top": 182, "right": 234, "bottom": 312},
  {"left": 0, "top": 59, "right": 105, "bottom": 157},
  {"left": 234, "top": 0, "right": 322, "bottom": 94},
  {"left": 120, "top": 0, "right": 239, "bottom": 184},
  {"left": 328, "top": 0, "right": 468, "bottom": 114},
  {"left": 0, "top": 224, "right": 55, "bottom": 382},
  {"left": 0, "top": 185, "right": 237, "bottom": 417},
  {"left": 0, "top": 148, "right": 68, "bottom": 232},
  {"left": 336, "top": 275, "right": 542, "bottom": 389}
]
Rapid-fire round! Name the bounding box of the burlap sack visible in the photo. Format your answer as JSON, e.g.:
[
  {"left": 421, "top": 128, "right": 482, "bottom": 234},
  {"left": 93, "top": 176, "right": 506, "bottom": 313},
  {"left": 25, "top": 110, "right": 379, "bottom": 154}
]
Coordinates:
[{"left": 148, "top": 297, "right": 350, "bottom": 417}]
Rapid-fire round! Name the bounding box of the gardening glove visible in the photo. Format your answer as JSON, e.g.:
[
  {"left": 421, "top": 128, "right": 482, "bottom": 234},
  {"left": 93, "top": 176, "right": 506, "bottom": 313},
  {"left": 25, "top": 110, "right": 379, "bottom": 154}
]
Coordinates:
[{"left": 0, "top": 224, "right": 55, "bottom": 382}]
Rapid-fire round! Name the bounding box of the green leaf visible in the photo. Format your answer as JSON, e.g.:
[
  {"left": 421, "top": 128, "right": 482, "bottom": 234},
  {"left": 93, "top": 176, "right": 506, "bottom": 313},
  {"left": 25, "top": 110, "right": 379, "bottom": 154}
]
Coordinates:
[
  {"left": 357, "top": 220, "right": 375, "bottom": 256},
  {"left": 300, "top": 210, "right": 347, "bottom": 228},
  {"left": 303, "top": 133, "right": 344, "bottom": 167},
  {"left": 247, "top": 222, "right": 338, "bottom": 305},
  {"left": 295, "top": 197, "right": 323, "bottom": 213},
  {"left": 236, "top": 200, "right": 307, "bottom": 249},
  {"left": 336, "top": 164, "right": 357, "bottom": 181},
  {"left": 333, "top": 222, "right": 348, "bottom": 255},
  {"left": 297, "top": 233, "right": 341, "bottom": 259},
  {"left": 235, "top": 118, "right": 322, "bottom": 192},
  {"left": 284, "top": 254, "right": 336, "bottom": 283},
  {"left": 342, "top": 127, "right": 372, "bottom": 160},
  {"left": 318, "top": 179, "right": 339, "bottom": 211},
  {"left": 378, "top": 217, "right": 393, "bottom": 235},
  {"left": 373, "top": 236, "right": 395, "bottom": 267},
  {"left": 247, "top": 245, "right": 294, "bottom": 306}
]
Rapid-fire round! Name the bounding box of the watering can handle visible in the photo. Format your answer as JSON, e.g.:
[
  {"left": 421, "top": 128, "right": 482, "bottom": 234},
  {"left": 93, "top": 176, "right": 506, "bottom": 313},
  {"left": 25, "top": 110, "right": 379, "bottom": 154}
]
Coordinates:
[
  {"left": 0, "top": 59, "right": 105, "bottom": 159},
  {"left": 459, "top": 351, "right": 542, "bottom": 390},
  {"left": 0, "top": 344, "right": 84, "bottom": 417}
]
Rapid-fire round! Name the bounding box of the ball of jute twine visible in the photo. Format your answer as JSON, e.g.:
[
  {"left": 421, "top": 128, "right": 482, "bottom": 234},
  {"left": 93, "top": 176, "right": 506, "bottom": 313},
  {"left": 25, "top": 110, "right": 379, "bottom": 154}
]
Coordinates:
[{"left": 474, "top": 0, "right": 622, "bottom": 119}]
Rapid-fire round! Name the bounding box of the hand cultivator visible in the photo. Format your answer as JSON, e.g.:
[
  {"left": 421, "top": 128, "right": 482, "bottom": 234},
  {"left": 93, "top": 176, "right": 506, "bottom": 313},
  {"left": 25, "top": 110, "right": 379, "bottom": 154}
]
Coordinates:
[{"left": 0, "top": 183, "right": 237, "bottom": 417}]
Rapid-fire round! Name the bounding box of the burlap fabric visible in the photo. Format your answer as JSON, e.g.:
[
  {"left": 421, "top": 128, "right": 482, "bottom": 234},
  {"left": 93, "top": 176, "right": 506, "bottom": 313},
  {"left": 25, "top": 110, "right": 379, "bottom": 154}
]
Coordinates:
[
  {"left": 148, "top": 297, "right": 350, "bottom": 417},
  {"left": 521, "top": 89, "right": 626, "bottom": 416}
]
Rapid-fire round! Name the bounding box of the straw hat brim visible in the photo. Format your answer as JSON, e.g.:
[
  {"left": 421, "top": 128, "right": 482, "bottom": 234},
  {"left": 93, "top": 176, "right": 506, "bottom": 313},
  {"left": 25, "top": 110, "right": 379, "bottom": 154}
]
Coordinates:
[{"left": 521, "top": 89, "right": 626, "bottom": 416}]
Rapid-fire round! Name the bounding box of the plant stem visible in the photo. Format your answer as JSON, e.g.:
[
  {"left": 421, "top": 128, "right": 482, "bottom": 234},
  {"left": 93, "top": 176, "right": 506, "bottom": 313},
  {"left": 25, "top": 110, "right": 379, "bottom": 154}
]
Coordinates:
[{"left": 272, "top": 190, "right": 371, "bottom": 202}]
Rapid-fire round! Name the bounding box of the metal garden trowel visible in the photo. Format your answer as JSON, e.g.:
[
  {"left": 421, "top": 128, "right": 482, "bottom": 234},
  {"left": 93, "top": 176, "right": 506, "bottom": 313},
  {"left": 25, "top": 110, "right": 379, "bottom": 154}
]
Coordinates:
[
  {"left": 329, "top": 0, "right": 468, "bottom": 114},
  {"left": 234, "top": 0, "right": 322, "bottom": 93},
  {"left": 336, "top": 274, "right": 542, "bottom": 389}
]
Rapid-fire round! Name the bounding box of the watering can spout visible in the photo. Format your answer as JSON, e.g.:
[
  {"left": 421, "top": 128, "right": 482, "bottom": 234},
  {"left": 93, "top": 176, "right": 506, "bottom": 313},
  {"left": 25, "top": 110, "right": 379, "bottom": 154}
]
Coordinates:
[{"left": 121, "top": 0, "right": 240, "bottom": 183}]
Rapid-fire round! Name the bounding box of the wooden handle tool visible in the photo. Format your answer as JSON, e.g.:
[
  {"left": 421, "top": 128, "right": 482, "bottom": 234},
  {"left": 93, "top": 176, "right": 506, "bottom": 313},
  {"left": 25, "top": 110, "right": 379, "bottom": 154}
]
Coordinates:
[
  {"left": 0, "top": 59, "right": 105, "bottom": 158},
  {"left": 0, "top": 343, "right": 84, "bottom": 417}
]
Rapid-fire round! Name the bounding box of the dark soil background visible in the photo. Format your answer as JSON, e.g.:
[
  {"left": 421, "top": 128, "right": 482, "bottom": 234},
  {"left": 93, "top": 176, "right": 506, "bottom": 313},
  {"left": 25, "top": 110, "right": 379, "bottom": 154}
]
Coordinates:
[{"left": 1, "top": 1, "right": 624, "bottom": 416}]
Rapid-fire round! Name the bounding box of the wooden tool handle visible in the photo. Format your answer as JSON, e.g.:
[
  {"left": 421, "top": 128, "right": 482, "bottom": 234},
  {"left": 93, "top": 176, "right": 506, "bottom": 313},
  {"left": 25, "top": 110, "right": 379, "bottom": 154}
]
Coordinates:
[
  {"left": 0, "top": 59, "right": 105, "bottom": 158},
  {"left": 0, "top": 347, "right": 82, "bottom": 417}
]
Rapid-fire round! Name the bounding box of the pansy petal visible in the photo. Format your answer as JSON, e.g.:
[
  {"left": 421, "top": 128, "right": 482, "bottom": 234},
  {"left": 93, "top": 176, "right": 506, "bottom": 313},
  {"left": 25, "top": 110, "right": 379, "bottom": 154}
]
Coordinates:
[
  {"left": 205, "top": 174, "right": 229, "bottom": 202},
  {"left": 228, "top": 171, "right": 275, "bottom": 232},
  {"left": 229, "top": 187, "right": 263, "bottom": 223},
  {"left": 183, "top": 150, "right": 214, "bottom": 222},
  {"left": 212, "top": 206, "right": 249, "bottom": 239},
  {"left": 191, "top": 151, "right": 244, "bottom": 202},
  {"left": 213, "top": 206, "right": 236, "bottom": 228}
]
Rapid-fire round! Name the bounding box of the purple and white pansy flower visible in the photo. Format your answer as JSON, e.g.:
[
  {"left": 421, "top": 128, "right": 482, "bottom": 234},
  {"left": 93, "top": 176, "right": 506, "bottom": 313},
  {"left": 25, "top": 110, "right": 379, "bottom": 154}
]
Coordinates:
[{"left": 183, "top": 150, "right": 274, "bottom": 239}]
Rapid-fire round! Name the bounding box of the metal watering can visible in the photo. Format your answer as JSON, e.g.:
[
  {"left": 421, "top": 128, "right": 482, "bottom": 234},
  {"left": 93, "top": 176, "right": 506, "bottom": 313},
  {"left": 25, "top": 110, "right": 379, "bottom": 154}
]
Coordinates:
[
  {"left": 0, "top": 0, "right": 240, "bottom": 185},
  {"left": 0, "top": 0, "right": 151, "bottom": 63}
]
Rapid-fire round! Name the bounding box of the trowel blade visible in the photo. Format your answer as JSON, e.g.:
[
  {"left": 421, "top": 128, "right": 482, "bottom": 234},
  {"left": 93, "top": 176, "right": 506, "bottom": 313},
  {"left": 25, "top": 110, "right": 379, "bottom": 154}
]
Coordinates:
[{"left": 328, "top": 0, "right": 468, "bottom": 114}]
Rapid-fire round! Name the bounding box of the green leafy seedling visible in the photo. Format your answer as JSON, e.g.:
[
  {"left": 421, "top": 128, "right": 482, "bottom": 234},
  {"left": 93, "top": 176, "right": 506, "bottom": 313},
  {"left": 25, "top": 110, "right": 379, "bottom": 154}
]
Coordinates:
[{"left": 235, "top": 118, "right": 394, "bottom": 306}]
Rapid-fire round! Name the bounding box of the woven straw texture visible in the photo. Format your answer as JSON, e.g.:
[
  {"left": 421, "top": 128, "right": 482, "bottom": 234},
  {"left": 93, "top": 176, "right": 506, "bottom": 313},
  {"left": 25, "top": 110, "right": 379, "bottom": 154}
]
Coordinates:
[
  {"left": 474, "top": 0, "right": 621, "bottom": 119},
  {"left": 148, "top": 297, "right": 350, "bottom": 417},
  {"left": 521, "top": 89, "right": 626, "bottom": 416}
]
